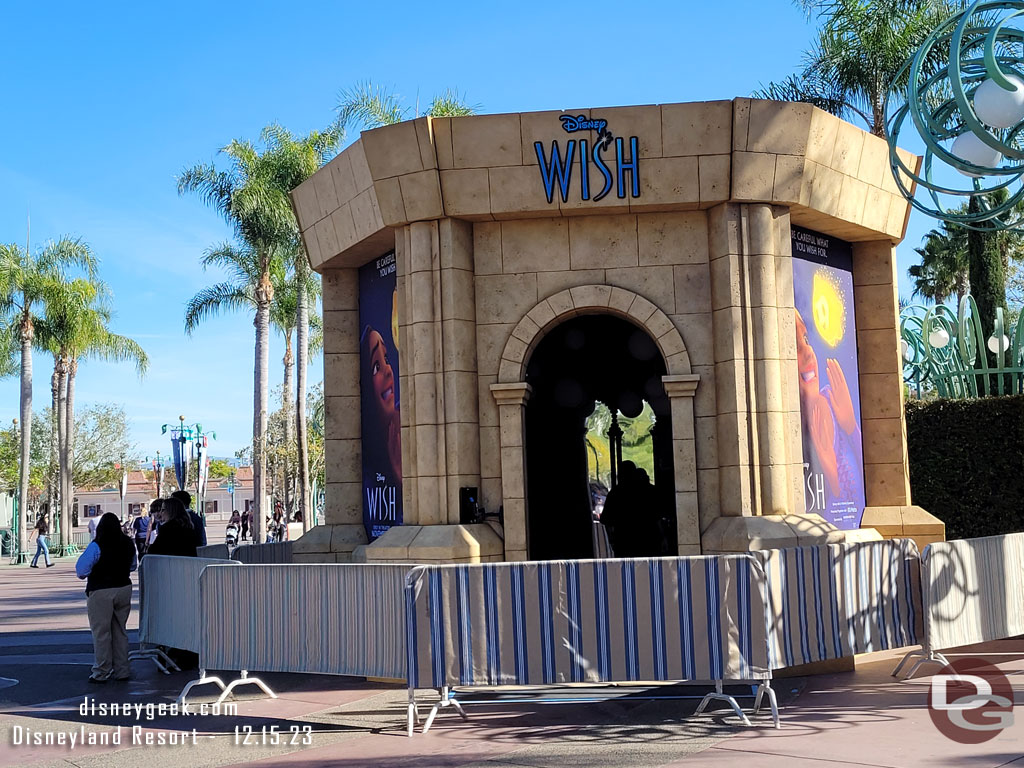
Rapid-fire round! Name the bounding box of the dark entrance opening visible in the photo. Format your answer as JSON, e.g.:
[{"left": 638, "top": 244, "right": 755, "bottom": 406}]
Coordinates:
[{"left": 524, "top": 314, "right": 675, "bottom": 560}]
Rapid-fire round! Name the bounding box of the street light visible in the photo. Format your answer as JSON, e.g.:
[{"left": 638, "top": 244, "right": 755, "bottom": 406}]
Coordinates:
[{"left": 161, "top": 416, "right": 216, "bottom": 523}]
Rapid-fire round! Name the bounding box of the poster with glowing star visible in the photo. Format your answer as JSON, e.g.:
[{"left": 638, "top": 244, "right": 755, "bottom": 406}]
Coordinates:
[{"left": 791, "top": 226, "right": 866, "bottom": 530}]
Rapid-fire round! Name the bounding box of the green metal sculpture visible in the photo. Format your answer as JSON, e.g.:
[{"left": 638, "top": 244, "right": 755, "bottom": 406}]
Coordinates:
[
  {"left": 901, "top": 295, "right": 1024, "bottom": 396},
  {"left": 886, "top": 0, "right": 1024, "bottom": 230}
]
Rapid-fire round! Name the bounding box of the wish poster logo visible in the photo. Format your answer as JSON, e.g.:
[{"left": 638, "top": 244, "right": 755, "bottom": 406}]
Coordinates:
[
  {"left": 791, "top": 226, "right": 865, "bottom": 530},
  {"left": 358, "top": 251, "right": 402, "bottom": 541}
]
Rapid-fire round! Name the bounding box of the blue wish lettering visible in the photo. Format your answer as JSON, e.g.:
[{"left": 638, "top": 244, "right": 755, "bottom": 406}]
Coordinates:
[{"left": 560, "top": 114, "right": 608, "bottom": 134}]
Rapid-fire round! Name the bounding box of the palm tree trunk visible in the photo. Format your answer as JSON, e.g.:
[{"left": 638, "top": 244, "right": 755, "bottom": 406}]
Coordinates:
[
  {"left": 282, "top": 333, "right": 294, "bottom": 520},
  {"left": 56, "top": 361, "right": 70, "bottom": 551},
  {"left": 252, "top": 291, "right": 271, "bottom": 545},
  {"left": 17, "top": 315, "right": 33, "bottom": 561},
  {"left": 66, "top": 358, "right": 77, "bottom": 536},
  {"left": 296, "top": 267, "right": 312, "bottom": 533},
  {"left": 49, "top": 367, "right": 59, "bottom": 541}
]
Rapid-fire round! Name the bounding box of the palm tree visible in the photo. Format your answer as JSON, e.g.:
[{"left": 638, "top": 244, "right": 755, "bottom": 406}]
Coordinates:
[
  {"left": 0, "top": 237, "right": 96, "bottom": 560},
  {"left": 255, "top": 125, "right": 338, "bottom": 534},
  {"left": 755, "top": 0, "right": 957, "bottom": 136},
  {"left": 337, "top": 81, "right": 477, "bottom": 131},
  {"left": 910, "top": 222, "right": 969, "bottom": 303},
  {"left": 182, "top": 240, "right": 287, "bottom": 542},
  {"left": 269, "top": 265, "right": 323, "bottom": 521},
  {"left": 180, "top": 125, "right": 339, "bottom": 543},
  {"left": 61, "top": 283, "right": 148, "bottom": 537}
]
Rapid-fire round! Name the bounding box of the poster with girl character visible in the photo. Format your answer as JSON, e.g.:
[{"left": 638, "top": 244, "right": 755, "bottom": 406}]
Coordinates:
[{"left": 358, "top": 251, "right": 402, "bottom": 541}]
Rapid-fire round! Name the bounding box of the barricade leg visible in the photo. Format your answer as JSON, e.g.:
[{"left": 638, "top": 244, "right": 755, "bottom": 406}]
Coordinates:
[
  {"left": 130, "top": 646, "right": 181, "bottom": 675},
  {"left": 421, "top": 686, "right": 468, "bottom": 734},
  {"left": 901, "top": 651, "right": 951, "bottom": 680},
  {"left": 177, "top": 668, "right": 227, "bottom": 705},
  {"left": 753, "top": 681, "right": 780, "bottom": 729},
  {"left": 694, "top": 680, "right": 752, "bottom": 727},
  {"left": 406, "top": 689, "right": 421, "bottom": 738},
  {"left": 215, "top": 669, "right": 277, "bottom": 705}
]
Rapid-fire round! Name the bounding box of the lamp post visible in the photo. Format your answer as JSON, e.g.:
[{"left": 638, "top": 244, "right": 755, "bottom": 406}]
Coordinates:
[
  {"left": 149, "top": 451, "right": 165, "bottom": 499},
  {"left": 162, "top": 417, "right": 216, "bottom": 524},
  {"left": 227, "top": 468, "right": 236, "bottom": 513}
]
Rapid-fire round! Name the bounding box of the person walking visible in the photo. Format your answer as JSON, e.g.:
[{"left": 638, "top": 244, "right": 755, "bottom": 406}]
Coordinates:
[
  {"left": 239, "top": 508, "right": 249, "bottom": 541},
  {"left": 75, "top": 513, "right": 138, "bottom": 683},
  {"left": 30, "top": 513, "right": 55, "bottom": 568},
  {"left": 131, "top": 506, "right": 151, "bottom": 560}
]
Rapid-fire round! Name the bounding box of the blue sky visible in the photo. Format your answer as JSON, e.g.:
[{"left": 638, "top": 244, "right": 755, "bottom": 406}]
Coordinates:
[{"left": 0, "top": 1, "right": 928, "bottom": 458}]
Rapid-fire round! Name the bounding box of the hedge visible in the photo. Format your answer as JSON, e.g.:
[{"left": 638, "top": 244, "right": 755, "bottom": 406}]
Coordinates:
[{"left": 906, "top": 395, "right": 1024, "bottom": 540}]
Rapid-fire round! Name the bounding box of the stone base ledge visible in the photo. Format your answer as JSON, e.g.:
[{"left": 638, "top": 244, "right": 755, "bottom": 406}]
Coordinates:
[
  {"left": 363, "top": 524, "right": 505, "bottom": 564},
  {"left": 701, "top": 513, "right": 882, "bottom": 553},
  {"left": 860, "top": 505, "right": 945, "bottom": 551},
  {"left": 291, "top": 523, "right": 367, "bottom": 563}
]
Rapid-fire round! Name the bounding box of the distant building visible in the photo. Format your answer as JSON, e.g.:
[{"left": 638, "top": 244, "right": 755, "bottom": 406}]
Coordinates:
[{"left": 75, "top": 466, "right": 254, "bottom": 522}]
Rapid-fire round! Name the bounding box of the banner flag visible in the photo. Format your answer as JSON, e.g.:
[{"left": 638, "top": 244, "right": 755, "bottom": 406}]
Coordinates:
[
  {"left": 198, "top": 436, "right": 210, "bottom": 498},
  {"left": 171, "top": 428, "right": 189, "bottom": 490}
]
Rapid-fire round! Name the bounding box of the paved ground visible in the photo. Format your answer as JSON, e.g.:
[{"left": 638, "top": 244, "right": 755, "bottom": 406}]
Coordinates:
[{"left": 1, "top": 556, "right": 1022, "bottom": 768}]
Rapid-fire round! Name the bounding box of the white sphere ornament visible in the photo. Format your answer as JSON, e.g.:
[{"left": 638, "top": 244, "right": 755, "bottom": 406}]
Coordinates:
[
  {"left": 974, "top": 75, "right": 1024, "bottom": 129},
  {"left": 952, "top": 130, "right": 1003, "bottom": 177},
  {"left": 928, "top": 327, "right": 951, "bottom": 349},
  {"left": 901, "top": 338, "right": 912, "bottom": 361},
  {"left": 987, "top": 334, "right": 1011, "bottom": 354}
]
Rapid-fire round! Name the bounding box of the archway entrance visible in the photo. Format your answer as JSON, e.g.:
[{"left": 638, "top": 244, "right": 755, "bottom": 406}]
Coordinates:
[{"left": 524, "top": 314, "right": 675, "bottom": 560}]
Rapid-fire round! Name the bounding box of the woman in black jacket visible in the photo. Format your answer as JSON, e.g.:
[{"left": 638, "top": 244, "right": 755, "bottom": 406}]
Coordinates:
[
  {"left": 147, "top": 497, "right": 197, "bottom": 557},
  {"left": 75, "top": 513, "right": 138, "bottom": 682}
]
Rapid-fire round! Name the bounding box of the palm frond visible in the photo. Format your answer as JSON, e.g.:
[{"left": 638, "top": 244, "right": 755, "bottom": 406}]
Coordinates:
[
  {"left": 426, "top": 89, "right": 479, "bottom": 117},
  {"left": 337, "top": 81, "right": 407, "bottom": 130},
  {"left": 184, "top": 282, "right": 254, "bottom": 334}
]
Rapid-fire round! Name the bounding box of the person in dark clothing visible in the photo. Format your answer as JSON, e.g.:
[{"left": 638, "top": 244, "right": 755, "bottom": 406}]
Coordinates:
[
  {"left": 75, "top": 513, "right": 138, "bottom": 682},
  {"left": 601, "top": 462, "right": 662, "bottom": 558},
  {"left": 147, "top": 497, "right": 197, "bottom": 557},
  {"left": 171, "top": 490, "right": 206, "bottom": 547},
  {"left": 600, "top": 461, "right": 638, "bottom": 557},
  {"left": 630, "top": 469, "right": 665, "bottom": 556},
  {"left": 239, "top": 509, "right": 249, "bottom": 541}
]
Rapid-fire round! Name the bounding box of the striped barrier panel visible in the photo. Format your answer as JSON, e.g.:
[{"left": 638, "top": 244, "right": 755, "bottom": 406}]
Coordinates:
[
  {"left": 405, "top": 555, "right": 776, "bottom": 733},
  {"left": 230, "top": 541, "right": 293, "bottom": 564},
  {"left": 197, "top": 543, "right": 230, "bottom": 560},
  {"left": 138, "top": 555, "right": 240, "bottom": 653},
  {"left": 894, "top": 532, "right": 1024, "bottom": 679},
  {"left": 198, "top": 564, "right": 409, "bottom": 680},
  {"left": 754, "top": 539, "right": 923, "bottom": 670}
]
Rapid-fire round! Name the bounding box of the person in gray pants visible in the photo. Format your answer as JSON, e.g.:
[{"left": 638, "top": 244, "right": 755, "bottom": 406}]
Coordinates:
[{"left": 75, "top": 513, "right": 138, "bottom": 683}]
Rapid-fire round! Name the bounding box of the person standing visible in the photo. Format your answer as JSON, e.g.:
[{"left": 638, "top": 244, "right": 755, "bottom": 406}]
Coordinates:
[
  {"left": 147, "top": 497, "right": 197, "bottom": 557},
  {"left": 235, "top": 509, "right": 248, "bottom": 542},
  {"left": 75, "top": 513, "right": 137, "bottom": 682},
  {"left": 170, "top": 490, "right": 207, "bottom": 548},
  {"left": 88, "top": 516, "right": 98, "bottom": 541},
  {"left": 29, "top": 513, "right": 55, "bottom": 568}
]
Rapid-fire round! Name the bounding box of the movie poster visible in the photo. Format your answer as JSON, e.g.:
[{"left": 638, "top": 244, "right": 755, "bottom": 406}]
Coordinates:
[
  {"left": 358, "top": 251, "right": 402, "bottom": 541},
  {"left": 791, "top": 226, "right": 866, "bottom": 530}
]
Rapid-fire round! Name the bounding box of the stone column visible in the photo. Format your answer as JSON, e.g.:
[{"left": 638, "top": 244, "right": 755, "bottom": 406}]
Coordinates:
[
  {"left": 491, "top": 382, "right": 531, "bottom": 561},
  {"left": 294, "top": 267, "right": 368, "bottom": 562},
  {"left": 662, "top": 374, "right": 701, "bottom": 554},
  {"left": 703, "top": 203, "right": 811, "bottom": 553},
  {"left": 853, "top": 240, "right": 945, "bottom": 546}
]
